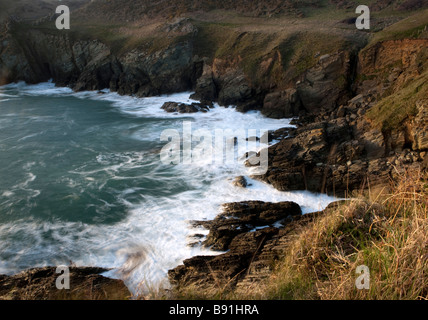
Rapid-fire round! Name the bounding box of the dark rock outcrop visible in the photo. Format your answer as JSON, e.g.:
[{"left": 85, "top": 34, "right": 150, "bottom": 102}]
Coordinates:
[
  {"left": 296, "top": 51, "right": 353, "bottom": 114},
  {"left": 0, "top": 267, "right": 131, "bottom": 300},
  {"left": 191, "top": 58, "right": 264, "bottom": 113},
  {"left": 258, "top": 50, "right": 356, "bottom": 118},
  {"left": 0, "top": 28, "right": 199, "bottom": 97},
  {"left": 251, "top": 88, "right": 428, "bottom": 197},
  {"left": 191, "top": 50, "right": 356, "bottom": 116},
  {"left": 169, "top": 227, "right": 281, "bottom": 290},
  {"left": 253, "top": 100, "right": 376, "bottom": 196},
  {"left": 261, "top": 88, "right": 302, "bottom": 119},
  {"left": 193, "top": 201, "right": 302, "bottom": 251},
  {"left": 190, "top": 62, "right": 217, "bottom": 103},
  {"left": 217, "top": 71, "right": 252, "bottom": 107}
]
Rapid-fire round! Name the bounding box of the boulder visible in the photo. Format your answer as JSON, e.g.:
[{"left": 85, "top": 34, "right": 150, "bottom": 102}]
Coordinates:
[
  {"left": 232, "top": 176, "right": 248, "bottom": 188},
  {"left": 161, "top": 102, "right": 210, "bottom": 113},
  {"left": 169, "top": 203, "right": 339, "bottom": 291}
]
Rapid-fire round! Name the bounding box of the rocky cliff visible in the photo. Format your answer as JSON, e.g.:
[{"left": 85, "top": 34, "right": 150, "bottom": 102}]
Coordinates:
[
  {"left": 253, "top": 37, "right": 428, "bottom": 195},
  {"left": 0, "top": 24, "right": 201, "bottom": 95},
  {"left": 0, "top": 17, "right": 361, "bottom": 114}
]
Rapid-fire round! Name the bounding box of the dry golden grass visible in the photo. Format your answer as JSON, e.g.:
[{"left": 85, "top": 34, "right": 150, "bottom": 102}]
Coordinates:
[{"left": 258, "top": 166, "right": 428, "bottom": 300}]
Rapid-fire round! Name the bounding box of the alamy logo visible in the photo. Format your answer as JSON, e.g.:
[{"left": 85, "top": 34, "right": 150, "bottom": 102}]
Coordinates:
[
  {"left": 56, "top": 5, "right": 70, "bottom": 30},
  {"left": 56, "top": 265, "right": 70, "bottom": 290},
  {"left": 355, "top": 265, "right": 370, "bottom": 290},
  {"left": 356, "top": 5, "right": 370, "bottom": 30}
]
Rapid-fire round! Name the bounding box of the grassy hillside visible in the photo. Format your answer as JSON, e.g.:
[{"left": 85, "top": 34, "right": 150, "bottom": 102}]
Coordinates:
[
  {"left": 73, "top": 0, "right": 320, "bottom": 22},
  {"left": 0, "top": 0, "right": 89, "bottom": 22},
  {"left": 369, "top": 8, "right": 428, "bottom": 43},
  {"left": 73, "top": 0, "right": 428, "bottom": 22}
]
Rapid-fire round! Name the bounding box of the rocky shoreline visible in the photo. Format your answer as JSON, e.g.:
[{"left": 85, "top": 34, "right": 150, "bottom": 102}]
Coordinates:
[
  {"left": 0, "top": 267, "right": 130, "bottom": 300},
  {"left": 169, "top": 200, "right": 345, "bottom": 294},
  {"left": 168, "top": 91, "right": 427, "bottom": 293}
]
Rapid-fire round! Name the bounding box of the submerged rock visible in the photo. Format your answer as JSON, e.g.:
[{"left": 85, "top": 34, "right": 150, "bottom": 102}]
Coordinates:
[
  {"left": 161, "top": 101, "right": 210, "bottom": 113},
  {"left": 232, "top": 176, "right": 248, "bottom": 188}
]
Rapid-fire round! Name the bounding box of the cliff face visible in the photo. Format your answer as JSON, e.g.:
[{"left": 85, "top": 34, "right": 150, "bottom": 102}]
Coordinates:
[
  {"left": 357, "top": 38, "right": 428, "bottom": 162},
  {"left": 191, "top": 49, "right": 357, "bottom": 116},
  {"left": 0, "top": 26, "right": 359, "bottom": 118},
  {"left": 0, "top": 26, "right": 200, "bottom": 96},
  {"left": 357, "top": 38, "right": 428, "bottom": 96},
  {"left": 255, "top": 37, "right": 428, "bottom": 195}
]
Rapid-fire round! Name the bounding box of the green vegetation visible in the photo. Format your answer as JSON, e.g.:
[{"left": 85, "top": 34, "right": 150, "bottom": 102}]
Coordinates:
[
  {"left": 369, "top": 9, "right": 428, "bottom": 44},
  {"left": 277, "top": 31, "right": 351, "bottom": 79},
  {"left": 361, "top": 9, "right": 428, "bottom": 132},
  {"left": 367, "top": 68, "right": 428, "bottom": 131}
]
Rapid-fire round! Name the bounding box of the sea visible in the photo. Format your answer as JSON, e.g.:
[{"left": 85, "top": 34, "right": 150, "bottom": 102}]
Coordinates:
[{"left": 0, "top": 81, "right": 336, "bottom": 294}]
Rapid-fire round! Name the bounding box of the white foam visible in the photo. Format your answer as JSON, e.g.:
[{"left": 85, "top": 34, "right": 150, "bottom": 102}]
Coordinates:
[
  {"left": 2, "top": 191, "right": 14, "bottom": 197},
  {"left": 0, "top": 93, "right": 18, "bottom": 98}
]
